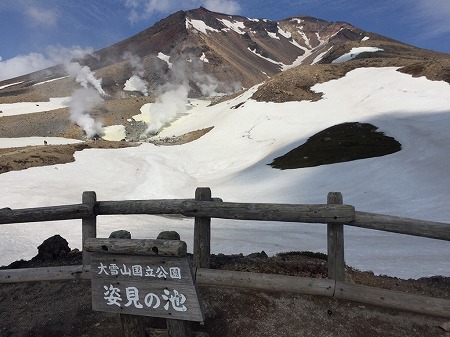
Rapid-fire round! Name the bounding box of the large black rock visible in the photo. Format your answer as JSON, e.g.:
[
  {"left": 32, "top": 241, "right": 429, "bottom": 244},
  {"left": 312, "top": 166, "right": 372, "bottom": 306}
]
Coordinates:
[{"left": 34, "top": 235, "right": 71, "bottom": 261}]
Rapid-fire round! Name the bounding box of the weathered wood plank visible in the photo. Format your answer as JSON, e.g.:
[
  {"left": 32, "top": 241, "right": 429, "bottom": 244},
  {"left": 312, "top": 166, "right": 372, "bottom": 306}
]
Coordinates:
[
  {"left": 181, "top": 201, "right": 355, "bottom": 223},
  {"left": 97, "top": 198, "right": 223, "bottom": 216},
  {"left": 193, "top": 188, "right": 212, "bottom": 269},
  {"left": 327, "top": 192, "right": 345, "bottom": 282},
  {"left": 0, "top": 265, "right": 88, "bottom": 283},
  {"left": 335, "top": 281, "right": 450, "bottom": 318},
  {"left": 97, "top": 199, "right": 189, "bottom": 215},
  {"left": 82, "top": 191, "right": 97, "bottom": 265},
  {"left": 84, "top": 238, "right": 187, "bottom": 257},
  {"left": 121, "top": 314, "right": 146, "bottom": 337},
  {"left": 0, "top": 204, "right": 93, "bottom": 224},
  {"left": 146, "top": 329, "right": 208, "bottom": 337},
  {"left": 196, "top": 268, "right": 335, "bottom": 297},
  {"left": 352, "top": 211, "right": 450, "bottom": 241}
]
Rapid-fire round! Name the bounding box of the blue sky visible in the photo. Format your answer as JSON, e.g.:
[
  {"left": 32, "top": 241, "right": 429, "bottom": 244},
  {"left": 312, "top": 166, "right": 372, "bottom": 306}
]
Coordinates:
[{"left": 0, "top": 0, "right": 449, "bottom": 81}]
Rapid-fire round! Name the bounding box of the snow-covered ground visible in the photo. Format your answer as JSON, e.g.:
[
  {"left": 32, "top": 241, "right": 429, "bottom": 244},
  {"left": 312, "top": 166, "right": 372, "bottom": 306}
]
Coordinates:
[
  {"left": 0, "top": 97, "right": 70, "bottom": 116},
  {"left": 0, "top": 137, "right": 82, "bottom": 148},
  {"left": 332, "top": 47, "right": 384, "bottom": 63},
  {"left": 1, "top": 67, "right": 450, "bottom": 279}
]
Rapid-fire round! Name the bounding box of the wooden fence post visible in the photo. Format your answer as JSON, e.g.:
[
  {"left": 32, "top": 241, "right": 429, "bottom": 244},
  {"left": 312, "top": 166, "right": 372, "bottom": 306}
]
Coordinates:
[
  {"left": 193, "top": 187, "right": 212, "bottom": 268},
  {"left": 82, "top": 191, "right": 97, "bottom": 266},
  {"left": 157, "top": 231, "right": 193, "bottom": 337},
  {"left": 327, "top": 192, "right": 345, "bottom": 282}
]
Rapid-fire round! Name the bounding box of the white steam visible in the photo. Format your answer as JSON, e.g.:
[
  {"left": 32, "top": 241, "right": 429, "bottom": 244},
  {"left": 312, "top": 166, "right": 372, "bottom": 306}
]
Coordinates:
[
  {"left": 122, "top": 52, "right": 145, "bottom": 76},
  {"left": 122, "top": 52, "right": 149, "bottom": 96},
  {"left": 124, "top": 75, "right": 149, "bottom": 96},
  {"left": 68, "top": 87, "right": 104, "bottom": 139},
  {"left": 0, "top": 45, "right": 94, "bottom": 81},
  {"left": 144, "top": 84, "right": 189, "bottom": 134},
  {"left": 65, "top": 62, "right": 106, "bottom": 138},
  {"left": 142, "top": 56, "right": 241, "bottom": 136},
  {"left": 65, "top": 62, "right": 106, "bottom": 96}
]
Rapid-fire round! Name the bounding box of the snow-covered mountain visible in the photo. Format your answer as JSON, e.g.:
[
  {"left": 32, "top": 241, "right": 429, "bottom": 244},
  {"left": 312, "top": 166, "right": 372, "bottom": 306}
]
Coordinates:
[{"left": 0, "top": 7, "right": 450, "bottom": 279}]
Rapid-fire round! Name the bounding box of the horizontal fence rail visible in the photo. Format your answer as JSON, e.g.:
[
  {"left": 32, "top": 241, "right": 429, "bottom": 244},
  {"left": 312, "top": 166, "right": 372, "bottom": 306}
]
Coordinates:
[
  {"left": 0, "top": 201, "right": 356, "bottom": 224},
  {"left": 351, "top": 211, "right": 450, "bottom": 241},
  {"left": 0, "top": 204, "right": 93, "bottom": 224},
  {"left": 1, "top": 265, "right": 449, "bottom": 319},
  {"left": 179, "top": 201, "right": 355, "bottom": 223},
  {"left": 1, "top": 200, "right": 449, "bottom": 242},
  {"left": 97, "top": 199, "right": 193, "bottom": 215}
]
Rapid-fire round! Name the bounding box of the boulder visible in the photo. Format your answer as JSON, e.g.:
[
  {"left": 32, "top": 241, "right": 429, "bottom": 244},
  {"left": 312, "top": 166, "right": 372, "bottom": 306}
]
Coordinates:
[
  {"left": 109, "top": 230, "right": 131, "bottom": 239},
  {"left": 34, "top": 235, "right": 70, "bottom": 261}
]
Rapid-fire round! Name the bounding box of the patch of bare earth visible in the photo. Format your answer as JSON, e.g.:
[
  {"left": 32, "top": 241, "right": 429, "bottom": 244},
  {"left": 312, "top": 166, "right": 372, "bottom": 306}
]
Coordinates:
[
  {"left": 0, "top": 251, "right": 449, "bottom": 337},
  {"left": 252, "top": 58, "right": 450, "bottom": 103},
  {"left": 149, "top": 127, "right": 214, "bottom": 146},
  {"left": 0, "top": 141, "right": 138, "bottom": 174}
]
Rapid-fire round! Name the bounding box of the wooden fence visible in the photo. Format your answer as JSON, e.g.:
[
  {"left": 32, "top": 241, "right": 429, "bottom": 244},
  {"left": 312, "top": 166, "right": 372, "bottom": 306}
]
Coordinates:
[{"left": 1, "top": 188, "right": 450, "bottom": 319}]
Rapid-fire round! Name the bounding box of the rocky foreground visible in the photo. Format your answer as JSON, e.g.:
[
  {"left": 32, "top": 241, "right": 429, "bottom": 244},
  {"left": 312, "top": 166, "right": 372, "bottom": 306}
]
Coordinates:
[{"left": 0, "top": 235, "right": 449, "bottom": 337}]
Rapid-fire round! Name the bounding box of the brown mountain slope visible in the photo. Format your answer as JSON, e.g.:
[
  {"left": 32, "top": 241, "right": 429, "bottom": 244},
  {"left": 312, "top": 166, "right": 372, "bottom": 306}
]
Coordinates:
[{"left": 4, "top": 6, "right": 448, "bottom": 99}]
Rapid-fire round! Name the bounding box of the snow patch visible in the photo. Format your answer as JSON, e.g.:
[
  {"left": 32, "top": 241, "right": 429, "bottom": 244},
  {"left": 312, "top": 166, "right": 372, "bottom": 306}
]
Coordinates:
[
  {"left": 157, "top": 52, "right": 172, "bottom": 69},
  {"left": 217, "top": 18, "right": 246, "bottom": 35},
  {"left": 103, "top": 125, "right": 126, "bottom": 141},
  {"left": 186, "top": 18, "right": 219, "bottom": 35},
  {"left": 0, "top": 137, "right": 82, "bottom": 148},
  {"left": 0, "top": 81, "right": 24, "bottom": 90},
  {"left": 362, "top": 36, "right": 370, "bottom": 41},
  {"left": 200, "top": 52, "right": 209, "bottom": 63},
  {"left": 297, "top": 30, "right": 312, "bottom": 48},
  {"left": 248, "top": 48, "right": 283, "bottom": 67},
  {"left": 267, "top": 31, "right": 279, "bottom": 40},
  {"left": 33, "top": 76, "right": 69, "bottom": 86},
  {"left": 312, "top": 47, "right": 333, "bottom": 65},
  {"left": 332, "top": 47, "right": 384, "bottom": 63},
  {"left": 277, "top": 26, "right": 292, "bottom": 39},
  {"left": 0, "top": 97, "right": 71, "bottom": 117}
]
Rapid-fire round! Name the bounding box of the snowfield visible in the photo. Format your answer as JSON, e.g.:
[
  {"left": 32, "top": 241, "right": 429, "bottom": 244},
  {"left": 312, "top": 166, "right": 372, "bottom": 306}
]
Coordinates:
[
  {"left": 0, "top": 97, "right": 70, "bottom": 116},
  {"left": 1, "top": 67, "right": 450, "bottom": 279}
]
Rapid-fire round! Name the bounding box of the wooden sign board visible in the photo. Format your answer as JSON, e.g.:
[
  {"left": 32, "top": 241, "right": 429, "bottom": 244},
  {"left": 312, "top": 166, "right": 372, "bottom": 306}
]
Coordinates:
[{"left": 90, "top": 253, "right": 204, "bottom": 322}]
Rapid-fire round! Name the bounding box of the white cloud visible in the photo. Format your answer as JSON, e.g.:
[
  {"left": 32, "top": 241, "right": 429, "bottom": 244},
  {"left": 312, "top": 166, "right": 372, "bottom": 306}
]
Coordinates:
[
  {"left": 0, "top": 46, "right": 94, "bottom": 81},
  {"left": 202, "top": 0, "right": 241, "bottom": 14},
  {"left": 409, "top": 0, "right": 450, "bottom": 38},
  {"left": 0, "top": 53, "right": 52, "bottom": 81},
  {"left": 122, "top": 0, "right": 241, "bottom": 23},
  {"left": 25, "top": 6, "right": 58, "bottom": 27}
]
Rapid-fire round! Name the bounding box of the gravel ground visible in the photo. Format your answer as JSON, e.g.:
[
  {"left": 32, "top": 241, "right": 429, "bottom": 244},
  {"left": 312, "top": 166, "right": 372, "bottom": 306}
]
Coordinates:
[{"left": 0, "top": 250, "right": 449, "bottom": 337}]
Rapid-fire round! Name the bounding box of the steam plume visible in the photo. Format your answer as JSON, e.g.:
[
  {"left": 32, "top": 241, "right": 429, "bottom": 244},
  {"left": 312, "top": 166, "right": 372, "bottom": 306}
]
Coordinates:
[
  {"left": 65, "top": 62, "right": 105, "bottom": 138},
  {"left": 122, "top": 52, "right": 145, "bottom": 76},
  {"left": 68, "top": 88, "right": 104, "bottom": 139},
  {"left": 144, "top": 83, "right": 189, "bottom": 134},
  {"left": 124, "top": 75, "right": 149, "bottom": 96},
  {"left": 122, "top": 52, "right": 148, "bottom": 96},
  {"left": 143, "top": 56, "right": 241, "bottom": 135},
  {"left": 65, "top": 62, "right": 106, "bottom": 96}
]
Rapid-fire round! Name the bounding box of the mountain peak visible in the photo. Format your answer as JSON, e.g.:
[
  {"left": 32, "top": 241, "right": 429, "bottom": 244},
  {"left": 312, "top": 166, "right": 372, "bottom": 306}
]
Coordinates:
[{"left": 1, "top": 7, "right": 448, "bottom": 97}]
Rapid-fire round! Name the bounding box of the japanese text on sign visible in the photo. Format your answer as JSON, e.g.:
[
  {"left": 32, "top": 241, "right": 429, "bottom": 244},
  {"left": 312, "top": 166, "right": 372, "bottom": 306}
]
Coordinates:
[
  {"left": 103, "top": 284, "right": 188, "bottom": 312},
  {"left": 97, "top": 262, "right": 181, "bottom": 279},
  {"left": 90, "top": 252, "right": 204, "bottom": 321}
]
